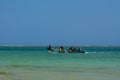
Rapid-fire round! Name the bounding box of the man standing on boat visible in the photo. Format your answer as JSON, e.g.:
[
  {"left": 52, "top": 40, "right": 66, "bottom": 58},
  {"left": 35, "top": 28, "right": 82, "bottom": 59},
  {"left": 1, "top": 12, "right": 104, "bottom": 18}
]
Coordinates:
[{"left": 47, "top": 45, "right": 54, "bottom": 51}]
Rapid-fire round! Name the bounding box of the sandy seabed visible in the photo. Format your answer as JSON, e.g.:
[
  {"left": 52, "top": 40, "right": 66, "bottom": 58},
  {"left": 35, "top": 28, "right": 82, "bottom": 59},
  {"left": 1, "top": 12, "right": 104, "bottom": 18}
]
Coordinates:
[{"left": 0, "top": 66, "right": 120, "bottom": 80}]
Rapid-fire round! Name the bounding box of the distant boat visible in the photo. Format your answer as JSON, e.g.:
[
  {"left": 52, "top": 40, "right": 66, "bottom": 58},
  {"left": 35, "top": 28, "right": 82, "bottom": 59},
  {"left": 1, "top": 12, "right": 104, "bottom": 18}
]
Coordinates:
[
  {"left": 47, "top": 46, "right": 85, "bottom": 54},
  {"left": 48, "top": 50, "right": 85, "bottom": 53}
]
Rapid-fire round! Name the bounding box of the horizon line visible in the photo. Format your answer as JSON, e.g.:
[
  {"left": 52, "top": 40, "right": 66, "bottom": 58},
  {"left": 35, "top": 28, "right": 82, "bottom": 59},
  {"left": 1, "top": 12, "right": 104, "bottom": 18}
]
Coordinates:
[{"left": 0, "top": 45, "right": 120, "bottom": 47}]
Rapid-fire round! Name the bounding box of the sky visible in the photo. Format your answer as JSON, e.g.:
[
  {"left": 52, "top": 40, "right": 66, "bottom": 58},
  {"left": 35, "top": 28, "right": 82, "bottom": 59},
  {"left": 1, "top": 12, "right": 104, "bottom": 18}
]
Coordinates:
[{"left": 0, "top": 0, "right": 120, "bottom": 46}]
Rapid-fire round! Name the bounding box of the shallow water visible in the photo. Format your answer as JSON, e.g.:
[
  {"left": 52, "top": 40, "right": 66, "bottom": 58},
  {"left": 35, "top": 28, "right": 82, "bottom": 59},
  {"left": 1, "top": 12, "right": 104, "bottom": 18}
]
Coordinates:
[{"left": 0, "top": 46, "right": 120, "bottom": 80}]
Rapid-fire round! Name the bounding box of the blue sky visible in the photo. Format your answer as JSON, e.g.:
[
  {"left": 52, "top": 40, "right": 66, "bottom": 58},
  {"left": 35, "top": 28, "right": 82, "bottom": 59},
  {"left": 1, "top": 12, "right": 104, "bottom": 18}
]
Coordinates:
[{"left": 0, "top": 0, "right": 120, "bottom": 46}]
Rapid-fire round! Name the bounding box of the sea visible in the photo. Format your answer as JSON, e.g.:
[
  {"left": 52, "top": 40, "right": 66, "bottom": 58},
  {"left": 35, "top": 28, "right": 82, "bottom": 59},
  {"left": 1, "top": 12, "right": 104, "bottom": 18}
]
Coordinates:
[{"left": 0, "top": 46, "right": 120, "bottom": 80}]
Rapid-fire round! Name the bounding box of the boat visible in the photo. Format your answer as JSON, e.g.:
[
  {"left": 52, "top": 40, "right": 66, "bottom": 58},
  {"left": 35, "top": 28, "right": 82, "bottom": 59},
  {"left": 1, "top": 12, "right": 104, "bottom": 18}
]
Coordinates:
[
  {"left": 48, "top": 50, "right": 85, "bottom": 53},
  {"left": 47, "top": 45, "right": 85, "bottom": 53}
]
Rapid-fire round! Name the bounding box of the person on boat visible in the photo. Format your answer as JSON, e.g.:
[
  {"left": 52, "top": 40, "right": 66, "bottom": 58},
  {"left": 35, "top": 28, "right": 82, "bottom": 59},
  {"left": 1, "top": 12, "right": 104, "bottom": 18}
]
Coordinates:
[
  {"left": 73, "top": 47, "right": 76, "bottom": 52},
  {"left": 58, "top": 46, "right": 65, "bottom": 52},
  {"left": 47, "top": 45, "right": 54, "bottom": 51},
  {"left": 77, "top": 47, "right": 85, "bottom": 53},
  {"left": 68, "top": 46, "right": 74, "bottom": 52}
]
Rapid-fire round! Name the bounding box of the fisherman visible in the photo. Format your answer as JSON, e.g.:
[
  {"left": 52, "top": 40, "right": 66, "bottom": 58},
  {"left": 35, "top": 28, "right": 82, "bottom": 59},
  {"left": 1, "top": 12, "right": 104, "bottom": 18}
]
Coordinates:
[
  {"left": 58, "top": 46, "right": 65, "bottom": 52},
  {"left": 47, "top": 45, "right": 54, "bottom": 51},
  {"left": 68, "top": 46, "right": 74, "bottom": 52},
  {"left": 77, "top": 47, "right": 85, "bottom": 53}
]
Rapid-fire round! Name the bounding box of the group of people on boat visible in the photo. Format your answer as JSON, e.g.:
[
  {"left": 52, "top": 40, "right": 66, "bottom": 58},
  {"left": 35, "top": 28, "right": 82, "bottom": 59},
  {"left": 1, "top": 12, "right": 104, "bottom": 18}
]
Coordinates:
[{"left": 47, "top": 45, "right": 85, "bottom": 53}]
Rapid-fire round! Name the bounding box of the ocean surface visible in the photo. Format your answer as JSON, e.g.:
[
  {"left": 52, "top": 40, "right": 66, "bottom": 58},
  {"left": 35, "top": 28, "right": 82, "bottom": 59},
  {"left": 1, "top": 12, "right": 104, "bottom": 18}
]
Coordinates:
[{"left": 0, "top": 46, "right": 120, "bottom": 80}]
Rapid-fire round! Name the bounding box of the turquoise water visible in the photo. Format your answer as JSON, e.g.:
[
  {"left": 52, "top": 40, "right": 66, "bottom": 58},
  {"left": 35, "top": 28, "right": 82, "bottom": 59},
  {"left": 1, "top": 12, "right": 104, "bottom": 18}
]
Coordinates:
[{"left": 0, "top": 46, "right": 120, "bottom": 80}]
